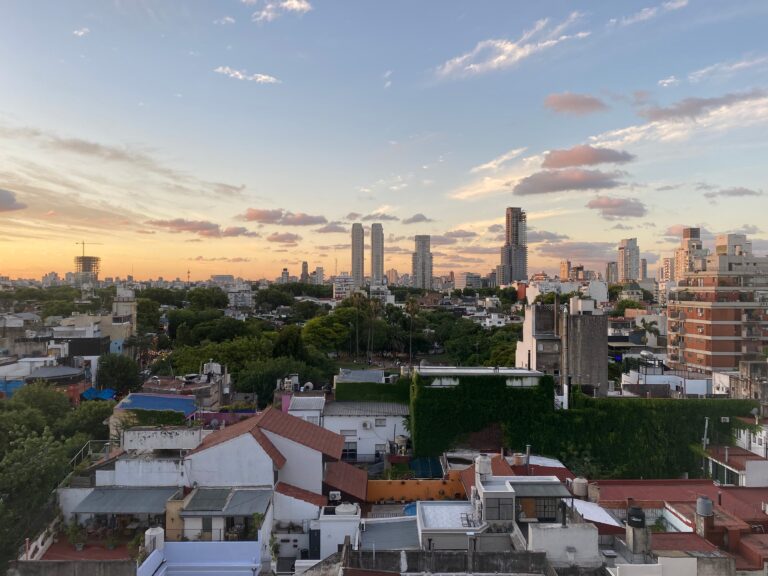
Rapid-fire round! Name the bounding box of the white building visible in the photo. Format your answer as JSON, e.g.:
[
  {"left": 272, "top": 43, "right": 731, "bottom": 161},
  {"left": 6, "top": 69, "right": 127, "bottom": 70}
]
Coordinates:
[
  {"left": 332, "top": 273, "right": 356, "bottom": 300},
  {"left": 618, "top": 238, "right": 640, "bottom": 283},
  {"left": 321, "top": 401, "right": 409, "bottom": 462}
]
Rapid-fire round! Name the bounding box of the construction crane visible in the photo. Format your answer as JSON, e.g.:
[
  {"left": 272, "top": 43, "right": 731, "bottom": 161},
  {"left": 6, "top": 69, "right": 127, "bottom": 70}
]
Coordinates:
[{"left": 75, "top": 240, "right": 102, "bottom": 258}]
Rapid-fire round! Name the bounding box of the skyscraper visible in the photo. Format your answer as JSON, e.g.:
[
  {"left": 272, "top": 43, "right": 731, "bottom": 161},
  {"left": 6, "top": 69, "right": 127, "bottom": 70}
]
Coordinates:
[
  {"left": 498, "top": 207, "right": 527, "bottom": 284},
  {"left": 661, "top": 257, "right": 675, "bottom": 282},
  {"left": 605, "top": 262, "right": 618, "bottom": 284},
  {"left": 370, "top": 223, "right": 384, "bottom": 285},
  {"left": 674, "top": 227, "right": 708, "bottom": 280},
  {"left": 640, "top": 258, "right": 648, "bottom": 281},
  {"left": 300, "top": 261, "right": 309, "bottom": 283},
  {"left": 351, "top": 223, "right": 364, "bottom": 288},
  {"left": 560, "top": 260, "right": 571, "bottom": 280},
  {"left": 412, "top": 235, "right": 433, "bottom": 290},
  {"left": 618, "top": 238, "right": 640, "bottom": 282}
]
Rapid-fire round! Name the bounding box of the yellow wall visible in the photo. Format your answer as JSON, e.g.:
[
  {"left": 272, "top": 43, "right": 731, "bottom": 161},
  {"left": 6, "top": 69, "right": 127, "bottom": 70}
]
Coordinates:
[{"left": 367, "top": 471, "right": 466, "bottom": 503}]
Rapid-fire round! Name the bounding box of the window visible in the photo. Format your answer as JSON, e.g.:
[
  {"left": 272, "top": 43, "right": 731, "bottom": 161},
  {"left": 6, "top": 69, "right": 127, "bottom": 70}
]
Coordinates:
[
  {"left": 535, "top": 498, "right": 559, "bottom": 522},
  {"left": 375, "top": 443, "right": 386, "bottom": 454},
  {"left": 306, "top": 416, "right": 319, "bottom": 425},
  {"left": 202, "top": 516, "right": 212, "bottom": 532},
  {"left": 484, "top": 497, "right": 515, "bottom": 521},
  {"left": 375, "top": 418, "right": 386, "bottom": 427},
  {"left": 340, "top": 429, "right": 357, "bottom": 437},
  {"left": 342, "top": 441, "right": 357, "bottom": 461}
]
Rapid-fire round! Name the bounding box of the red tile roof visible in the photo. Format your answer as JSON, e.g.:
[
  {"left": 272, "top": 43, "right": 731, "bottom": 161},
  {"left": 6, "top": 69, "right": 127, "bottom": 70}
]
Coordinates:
[
  {"left": 187, "top": 412, "right": 287, "bottom": 468},
  {"left": 651, "top": 532, "right": 722, "bottom": 553},
  {"left": 459, "top": 455, "right": 514, "bottom": 492},
  {"left": 719, "top": 487, "right": 768, "bottom": 523},
  {"left": 275, "top": 481, "right": 328, "bottom": 507},
  {"left": 590, "top": 479, "right": 719, "bottom": 508},
  {"left": 257, "top": 407, "right": 344, "bottom": 460},
  {"left": 188, "top": 406, "right": 344, "bottom": 463},
  {"left": 707, "top": 445, "right": 767, "bottom": 472},
  {"left": 324, "top": 461, "right": 368, "bottom": 501}
]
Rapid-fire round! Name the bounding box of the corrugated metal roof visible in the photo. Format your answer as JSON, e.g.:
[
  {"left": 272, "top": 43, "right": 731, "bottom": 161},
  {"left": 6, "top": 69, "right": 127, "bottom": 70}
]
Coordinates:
[
  {"left": 117, "top": 393, "right": 197, "bottom": 416},
  {"left": 184, "top": 488, "right": 231, "bottom": 512},
  {"left": 510, "top": 482, "right": 571, "bottom": 498},
  {"left": 73, "top": 487, "right": 178, "bottom": 514},
  {"left": 323, "top": 402, "right": 408, "bottom": 417},
  {"left": 288, "top": 396, "right": 326, "bottom": 411},
  {"left": 360, "top": 518, "right": 420, "bottom": 550},
  {"left": 335, "top": 369, "right": 386, "bottom": 383},
  {"left": 225, "top": 489, "right": 272, "bottom": 516}
]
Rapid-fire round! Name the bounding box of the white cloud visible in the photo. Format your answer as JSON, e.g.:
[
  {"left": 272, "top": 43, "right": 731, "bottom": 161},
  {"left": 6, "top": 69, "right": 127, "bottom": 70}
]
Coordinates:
[
  {"left": 449, "top": 154, "right": 543, "bottom": 200},
  {"left": 73, "top": 27, "right": 90, "bottom": 37},
  {"left": 214, "top": 66, "right": 281, "bottom": 84},
  {"left": 250, "top": 0, "right": 311, "bottom": 22},
  {"left": 470, "top": 147, "right": 527, "bottom": 173},
  {"left": 435, "top": 12, "right": 589, "bottom": 79},
  {"left": 689, "top": 55, "right": 768, "bottom": 83},
  {"left": 611, "top": 0, "right": 687, "bottom": 27},
  {"left": 383, "top": 70, "right": 392, "bottom": 89},
  {"left": 658, "top": 75, "right": 679, "bottom": 87},
  {"left": 214, "top": 16, "right": 236, "bottom": 25}
]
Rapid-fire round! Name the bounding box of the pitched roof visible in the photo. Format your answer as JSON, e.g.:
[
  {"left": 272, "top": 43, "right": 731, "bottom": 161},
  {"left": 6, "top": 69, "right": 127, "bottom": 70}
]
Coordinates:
[
  {"left": 651, "top": 532, "right": 722, "bottom": 553},
  {"left": 188, "top": 406, "right": 343, "bottom": 462},
  {"left": 323, "top": 402, "right": 408, "bottom": 417},
  {"left": 275, "top": 481, "right": 327, "bottom": 507},
  {"left": 460, "top": 455, "right": 514, "bottom": 492},
  {"left": 591, "top": 479, "right": 719, "bottom": 508},
  {"left": 187, "top": 413, "right": 286, "bottom": 468},
  {"left": 324, "top": 461, "right": 368, "bottom": 501},
  {"left": 257, "top": 406, "right": 343, "bottom": 460}
]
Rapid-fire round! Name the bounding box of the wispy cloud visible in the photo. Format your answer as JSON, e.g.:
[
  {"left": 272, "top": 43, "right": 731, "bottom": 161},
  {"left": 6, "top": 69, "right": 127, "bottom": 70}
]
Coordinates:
[
  {"left": 190, "top": 256, "right": 251, "bottom": 262},
  {"left": 146, "top": 218, "right": 259, "bottom": 238},
  {"left": 0, "top": 189, "right": 27, "bottom": 212},
  {"left": 73, "top": 27, "right": 90, "bottom": 37},
  {"left": 689, "top": 55, "right": 768, "bottom": 83},
  {"left": 238, "top": 208, "right": 326, "bottom": 225},
  {"left": 470, "top": 147, "right": 527, "bottom": 173},
  {"left": 213, "top": 16, "right": 236, "bottom": 25},
  {"left": 402, "top": 213, "right": 434, "bottom": 225},
  {"left": 544, "top": 93, "right": 608, "bottom": 115},
  {"left": 513, "top": 168, "right": 624, "bottom": 196},
  {"left": 609, "top": 0, "right": 688, "bottom": 27},
  {"left": 638, "top": 89, "right": 766, "bottom": 122},
  {"left": 315, "top": 222, "right": 347, "bottom": 233},
  {"left": 703, "top": 186, "right": 763, "bottom": 199},
  {"left": 362, "top": 212, "right": 398, "bottom": 222},
  {"left": 247, "top": 0, "right": 312, "bottom": 23},
  {"left": 267, "top": 232, "right": 302, "bottom": 244},
  {"left": 658, "top": 75, "right": 679, "bottom": 87},
  {"left": 214, "top": 66, "right": 280, "bottom": 84},
  {"left": 585, "top": 196, "right": 648, "bottom": 220},
  {"left": 541, "top": 145, "right": 635, "bottom": 168},
  {"left": 383, "top": 70, "right": 392, "bottom": 89},
  {"left": 435, "top": 12, "right": 589, "bottom": 79}
]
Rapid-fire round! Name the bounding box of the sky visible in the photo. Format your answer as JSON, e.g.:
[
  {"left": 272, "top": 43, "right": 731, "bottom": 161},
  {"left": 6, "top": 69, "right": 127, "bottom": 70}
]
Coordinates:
[{"left": 1, "top": 0, "right": 767, "bottom": 281}]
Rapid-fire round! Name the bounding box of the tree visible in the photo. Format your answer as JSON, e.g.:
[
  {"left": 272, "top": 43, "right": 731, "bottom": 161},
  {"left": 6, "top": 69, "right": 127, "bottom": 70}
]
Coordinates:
[
  {"left": 236, "top": 357, "right": 327, "bottom": 408},
  {"left": 611, "top": 299, "right": 644, "bottom": 317},
  {"left": 272, "top": 325, "right": 307, "bottom": 360},
  {"left": 136, "top": 298, "right": 161, "bottom": 335},
  {"left": 9, "top": 382, "right": 70, "bottom": 430},
  {"left": 488, "top": 342, "right": 517, "bottom": 367},
  {"left": 60, "top": 401, "right": 115, "bottom": 439},
  {"left": 97, "top": 354, "right": 141, "bottom": 395},
  {"left": 188, "top": 287, "right": 228, "bottom": 310}
]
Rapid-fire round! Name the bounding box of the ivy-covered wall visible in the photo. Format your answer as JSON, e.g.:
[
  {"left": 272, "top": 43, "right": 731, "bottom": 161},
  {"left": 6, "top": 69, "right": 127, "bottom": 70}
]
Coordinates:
[
  {"left": 335, "top": 377, "right": 410, "bottom": 404},
  {"left": 409, "top": 374, "right": 758, "bottom": 479}
]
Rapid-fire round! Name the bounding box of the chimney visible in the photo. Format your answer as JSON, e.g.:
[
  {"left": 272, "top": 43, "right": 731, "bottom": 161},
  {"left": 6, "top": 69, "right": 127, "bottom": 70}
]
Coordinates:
[
  {"left": 695, "top": 496, "right": 715, "bottom": 541},
  {"left": 525, "top": 444, "right": 531, "bottom": 475}
]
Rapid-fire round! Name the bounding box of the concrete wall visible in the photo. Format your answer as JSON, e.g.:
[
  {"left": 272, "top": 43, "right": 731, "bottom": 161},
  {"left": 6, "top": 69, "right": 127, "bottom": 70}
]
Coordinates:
[
  {"left": 323, "top": 415, "right": 405, "bottom": 457},
  {"left": 184, "top": 433, "right": 274, "bottom": 487},
  {"left": 264, "top": 430, "right": 322, "bottom": 493},
  {"left": 7, "top": 561, "right": 135, "bottom": 576},
  {"left": 274, "top": 491, "right": 320, "bottom": 522},
  {"left": 56, "top": 487, "right": 94, "bottom": 522},
  {"left": 745, "top": 459, "right": 768, "bottom": 487},
  {"left": 345, "top": 549, "right": 549, "bottom": 574},
  {"left": 656, "top": 556, "right": 697, "bottom": 576},
  {"left": 315, "top": 515, "right": 360, "bottom": 560},
  {"left": 366, "top": 474, "right": 465, "bottom": 502},
  {"left": 122, "top": 428, "right": 204, "bottom": 451},
  {"left": 111, "top": 458, "right": 184, "bottom": 486},
  {"left": 527, "top": 523, "right": 601, "bottom": 568},
  {"left": 562, "top": 313, "right": 608, "bottom": 394}
]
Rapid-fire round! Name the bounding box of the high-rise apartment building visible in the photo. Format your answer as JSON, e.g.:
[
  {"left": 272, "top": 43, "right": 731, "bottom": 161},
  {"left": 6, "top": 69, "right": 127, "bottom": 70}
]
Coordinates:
[
  {"left": 640, "top": 258, "right": 648, "bottom": 281},
  {"left": 674, "top": 227, "right": 708, "bottom": 281},
  {"left": 311, "top": 266, "right": 324, "bottom": 286},
  {"left": 661, "top": 257, "right": 676, "bottom": 282},
  {"left": 412, "top": 235, "right": 433, "bottom": 290},
  {"left": 386, "top": 268, "right": 399, "bottom": 285},
  {"left": 370, "top": 223, "right": 384, "bottom": 285},
  {"left": 351, "top": 223, "right": 364, "bottom": 288},
  {"left": 560, "top": 260, "right": 571, "bottom": 280},
  {"left": 300, "top": 261, "right": 309, "bottom": 283},
  {"left": 605, "top": 261, "right": 619, "bottom": 284},
  {"left": 498, "top": 207, "right": 527, "bottom": 285},
  {"left": 618, "top": 238, "right": 640, "bottom": 282},
  {"left": 668, "top": 233, "right": 768, "bottom": 373}
]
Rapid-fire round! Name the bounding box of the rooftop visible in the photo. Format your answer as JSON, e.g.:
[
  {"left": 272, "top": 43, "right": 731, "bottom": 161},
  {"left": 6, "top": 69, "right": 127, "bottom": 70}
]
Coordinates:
[
  {"left": 324, "top": 460, "right": 368, "bottom": 501},
  {"left": 413, "top": 366, "right": 542, "bottom": 377},
  {"left": 181, "top": 487, "right": 272, "bottom": 516},
  {"left": 323, "top": 401, "right": 408, "bottom": 417},
  {"left": 707, "top": 445, "right": 768, "bottom": 472},
  {"left": 418, "top": 501, "right": 479, "bottom": 530},
  {"left": 359, "top": 518, "right": 420, "bottom": 550},
  {"left": 651, "top": 532, "right": 724, "bottom": 553},
  {"left": 336, "top": 369, "right": 386, "bottom": 384},
  {"left": 289, "top": 395, "right": 326, "bottom": 411},
  {"left": 275, "top": 481, "right": 327, "bottom": 507},
  {"left": 73, "top": 487, "right": 179, "bottom": 515},
  {"left": 590, "top": 478, "right": 718, "bottom": 508},
  {"left": 116, "top": 393, "right": 197, "bottom": 416}
]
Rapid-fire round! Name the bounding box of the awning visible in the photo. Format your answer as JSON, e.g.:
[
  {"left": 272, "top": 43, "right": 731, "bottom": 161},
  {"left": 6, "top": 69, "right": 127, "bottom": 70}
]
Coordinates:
[
  {"left": 509, "top": 483, "right": 572, "bottom": 498},
  {"left": 73, "top": 487, "right": 179, "bottom": 515}
]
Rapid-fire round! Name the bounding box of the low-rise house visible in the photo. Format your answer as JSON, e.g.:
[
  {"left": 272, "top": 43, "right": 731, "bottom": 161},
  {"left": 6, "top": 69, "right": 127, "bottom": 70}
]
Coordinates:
[{"left": 321, "top": 401, "right": 409, "bottom": 462}]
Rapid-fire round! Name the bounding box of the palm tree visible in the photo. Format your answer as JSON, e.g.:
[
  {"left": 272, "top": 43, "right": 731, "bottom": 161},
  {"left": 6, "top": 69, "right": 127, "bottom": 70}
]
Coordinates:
[
  {"left": 405, "top": 297, "right": 420, "bottom": 365},
  {"left": 639, "top": 318, "right": 660, "bottom": 345}
]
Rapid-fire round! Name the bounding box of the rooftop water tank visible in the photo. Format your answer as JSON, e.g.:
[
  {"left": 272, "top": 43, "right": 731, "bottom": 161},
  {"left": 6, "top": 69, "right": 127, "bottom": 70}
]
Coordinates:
[
  {"left": 475, "top": 454, "right": 492, "bottom": 476},
  {"left": 697, "top": 496, "right": 713, "bottom": 517},
  {"left": 572, "top": 477, "right": 588, "bottom": 499},
  {"left": 627, "top": 506, "right": 646, "bottom": 528},
  {"left": 335, "top": 503, "right": 358, "bottom": 516}
]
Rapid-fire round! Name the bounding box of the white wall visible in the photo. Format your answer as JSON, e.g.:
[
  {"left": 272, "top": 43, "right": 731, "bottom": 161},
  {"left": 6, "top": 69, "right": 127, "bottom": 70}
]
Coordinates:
[
  {"left": 527, "top": 523, "right": 601, "bottom": 568},
  {"left": 315, "top": 514, "right": 360, "bottom": 560},
  {"left": 122, "top": 428, "right": 204, "bottom": 451},
  {"left": 110, "top": 458, "right": 184, "bottom": 486},
  {"left": 183, "top": 516, "right": 203, "bottom": 540},
  {"left": 273, "top": 492, "right": 320, "bottom": 523},
  {"left": 57, "top": 487, "right": 94, "bottom": 521},
  {"left": 185, "top": 434, "right": 275, "bottom": 487},
  {"left": 323, "top": 415, "right": 405, "bottom": 457},
  {"left": 264, "top": 430, "right": 322, "bottom": 493},
  {"left": 745, "top": 459, "right": 768, "bottom": 487}
]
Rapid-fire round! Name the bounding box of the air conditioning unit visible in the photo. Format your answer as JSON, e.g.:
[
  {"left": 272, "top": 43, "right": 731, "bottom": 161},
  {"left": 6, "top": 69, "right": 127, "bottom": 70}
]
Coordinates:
[
  {"left": 329, "top": 491, "right": 341, "bottom": 502},
  {"left": 362, "top": 421, "right": 372, "bottom": 430},
  {"left": 721, "top": 417, "right": 730, "bottom": 423}
]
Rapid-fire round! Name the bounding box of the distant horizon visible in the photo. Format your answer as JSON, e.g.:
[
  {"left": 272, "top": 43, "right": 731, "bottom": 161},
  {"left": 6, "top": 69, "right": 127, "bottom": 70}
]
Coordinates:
[{"left": 1, "top": 1, "right": 767, "bottom": 279}]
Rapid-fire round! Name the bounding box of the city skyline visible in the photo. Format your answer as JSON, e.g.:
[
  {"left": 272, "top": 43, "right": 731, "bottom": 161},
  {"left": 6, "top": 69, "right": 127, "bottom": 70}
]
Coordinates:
[{"left": 1, "top": 1, "right": 768, "bottom": 280}]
